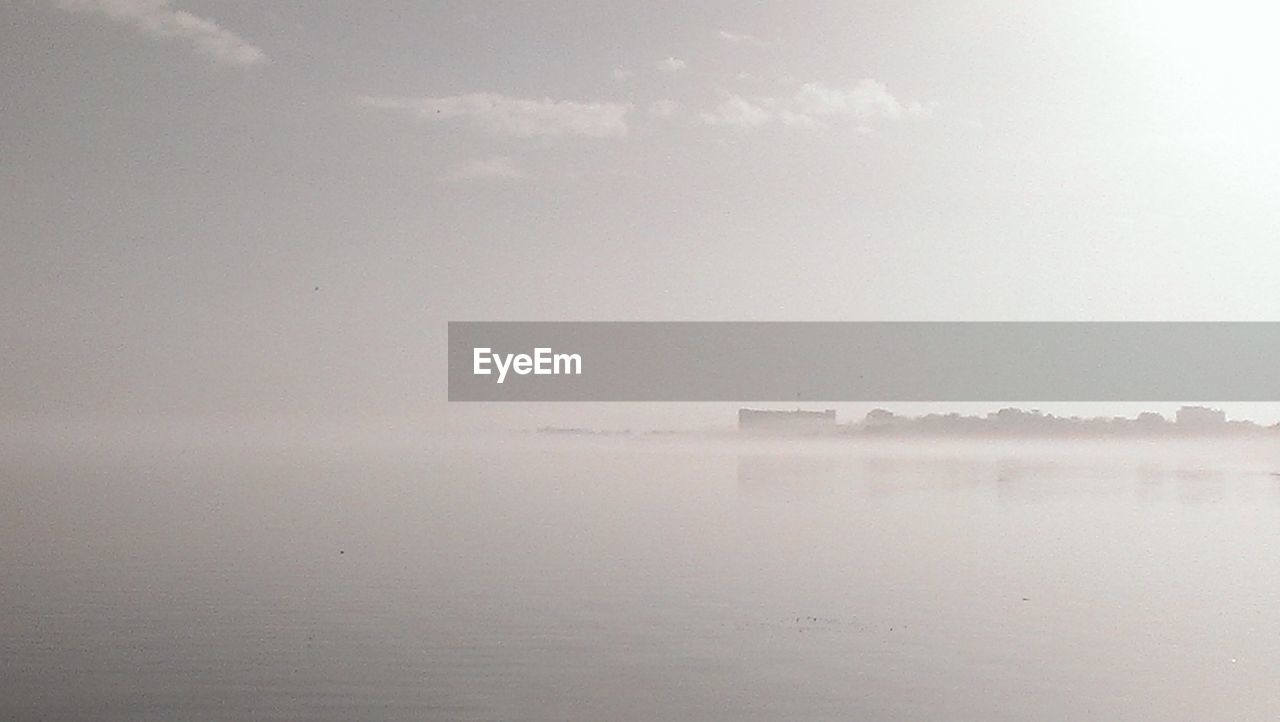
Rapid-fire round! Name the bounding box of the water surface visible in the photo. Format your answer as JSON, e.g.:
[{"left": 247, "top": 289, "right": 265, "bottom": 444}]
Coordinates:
[{"left": 4, "top": 434, "right": 1280, "bottom": 719}]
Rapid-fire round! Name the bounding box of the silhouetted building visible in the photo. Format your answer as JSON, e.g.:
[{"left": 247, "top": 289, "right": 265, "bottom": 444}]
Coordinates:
[
  {"left": 842, "top": 406, "right": 1269, "bottom": 437},
  {"left": 863, "top": 408, "right": 899, "bottom": 430},
  {"left": 1175, "top": 406, "right": 1226, "bottom": 428},
  {"left": 738, "top": 408, "right": 836, "bottom": 435},
  {"left": 1135, "top": 411, "right": 1168, "bottom": 427}
]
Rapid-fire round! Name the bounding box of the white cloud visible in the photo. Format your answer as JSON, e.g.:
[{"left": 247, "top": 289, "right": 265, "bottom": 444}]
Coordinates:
[
  {"left": 53, "top": 0, "right": 267, "bottom": 67},
  {"left": 793, "top": 80, "right": 904, "bottom": 120},
  {"left": 648, "top": 99, "right": 682, "bottom": 118},
  {"left": 699, "top": 95, "right": 773, "bottom": 128},
  {"left": 701, "top": 79, "right": 928, "bottom": 131},
  {"left": 444, "top": 156, "right": 525, "bottom": 182},
  {"left": 717, "top": 29, "right": 768, "bottom": 46},
  {"left": 658, "top": 56, "right": 687, "bottom": 72},
  {"left": 358, "top": 93, "right": 631, "bottom": 138}
]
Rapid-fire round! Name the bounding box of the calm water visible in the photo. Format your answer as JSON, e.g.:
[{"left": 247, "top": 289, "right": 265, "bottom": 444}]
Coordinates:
[{"left": 4, "top": 434, "right": 1280, "bottom": 720}]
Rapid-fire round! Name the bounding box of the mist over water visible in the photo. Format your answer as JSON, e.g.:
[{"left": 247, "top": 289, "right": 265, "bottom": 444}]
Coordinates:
[
  {"left": 5, "top": 432, "right": 1280, "bottom": 720},
  {"left": 9, "top": 0, "right": 1280, "bottom": 717}
]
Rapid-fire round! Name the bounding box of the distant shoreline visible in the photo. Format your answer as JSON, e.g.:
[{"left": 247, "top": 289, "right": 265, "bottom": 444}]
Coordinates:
[{"left": 536, "top": 405, "right": 1280, "bottom": 439}]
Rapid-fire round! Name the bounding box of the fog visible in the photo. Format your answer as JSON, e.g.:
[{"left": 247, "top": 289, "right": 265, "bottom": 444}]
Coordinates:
[
  {"left": 6, "top": 1, "right": 1280, "bottom": 432},
  {"left": 7, "top": 0, "right": 1280, "bottom": 717},
  {"left": 7, "top": 434, "right": 1280, "bottom": 719}
]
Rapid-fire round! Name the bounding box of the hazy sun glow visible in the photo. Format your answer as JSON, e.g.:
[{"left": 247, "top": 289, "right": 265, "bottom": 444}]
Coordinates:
[{"left": 1129, "top": 1, "right": 1280, "bottom": 150}]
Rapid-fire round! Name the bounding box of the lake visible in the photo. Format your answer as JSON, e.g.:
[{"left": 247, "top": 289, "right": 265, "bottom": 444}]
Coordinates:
[{"left": 4, "top": 433, "right": 1280, "bottom": 720}]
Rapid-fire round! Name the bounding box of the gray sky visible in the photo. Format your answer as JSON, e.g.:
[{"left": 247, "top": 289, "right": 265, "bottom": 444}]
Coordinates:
[{"left": 4, "top": 0, "right": 1280, "bottom": 428}]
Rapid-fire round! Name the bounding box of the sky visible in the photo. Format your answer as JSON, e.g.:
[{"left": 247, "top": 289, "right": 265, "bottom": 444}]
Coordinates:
[{"left": 3, "top": 0, "right": 1280, "bottom": 429}]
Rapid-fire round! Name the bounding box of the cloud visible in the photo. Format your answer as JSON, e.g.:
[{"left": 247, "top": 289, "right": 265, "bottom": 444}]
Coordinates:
[
  {"left": 699, "top": 96, "right": 773, "bottom": 128},
  {"left": 793, "top": 80, "right": 904, "bottom": 120},
  {"left": 701, "top": 79, "right": 927, "bottom": 131},
  {"left": 647, "top": 99, "right": 682, "bottom": 118},
  {"left": 443, "top": 156, "right": 525, "bottom": 182},
  {"left": 658, "top": 56, "right": 687, "bottom": 72},
  {"left": 53, "top": 0, "right": 267, "bottom": 67},
  {"left": 717, "top": 29, "right": 768, "bottom": 46},
  {"left": 611, "top": 68, "right": 634, "bottom": 81},
  {"left": 358, "top": 93, "right": 631, "bottom": 138}
]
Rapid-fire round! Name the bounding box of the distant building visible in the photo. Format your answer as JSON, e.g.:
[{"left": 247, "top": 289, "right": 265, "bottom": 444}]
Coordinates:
[
  {"left": 738, "top": 408, "right": 837, "bottom": 435},
  {"left": 1135, "top": 411, "right": 1167, "bottom": 426},
  {"left": 1175, "top": 406, "right": 1226, "bottom": 428},
  {"left": 863, "top": 408, "right": 899, "bottom": 429}
]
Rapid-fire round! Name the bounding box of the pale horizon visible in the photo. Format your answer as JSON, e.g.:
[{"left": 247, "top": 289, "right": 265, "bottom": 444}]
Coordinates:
[{"left": 5, "top": 1, "right": 1280, "bottom": 431}]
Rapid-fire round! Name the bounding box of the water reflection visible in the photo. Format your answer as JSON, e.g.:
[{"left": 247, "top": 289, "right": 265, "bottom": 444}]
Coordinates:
[
  {"left": 7, "top": 437, "right": 1280, "bottom": 720},
  {"left": 735, "top": 439, "right": 1280, "bottom": 505}
]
